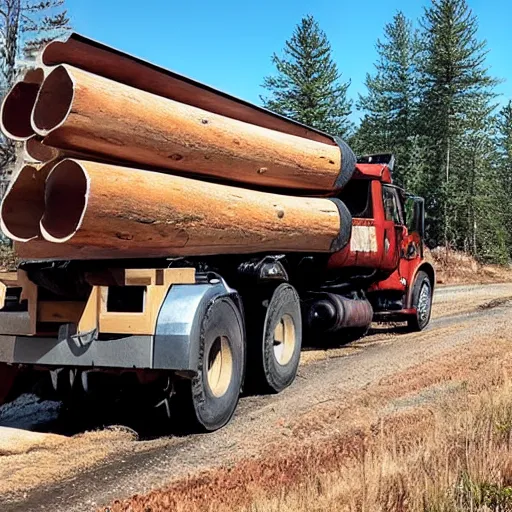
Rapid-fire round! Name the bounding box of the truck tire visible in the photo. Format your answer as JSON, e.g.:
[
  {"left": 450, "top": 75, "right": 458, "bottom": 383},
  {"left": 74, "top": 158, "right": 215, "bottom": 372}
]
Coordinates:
[
  {"left": 407, "top": 271, "right": 433, "bottom": 331},
  {"left": 247, "top": 283, "right": 302, "bottom": 394},
  {"left": 184, "top": 296, "right": 245, "bottom": 432}
]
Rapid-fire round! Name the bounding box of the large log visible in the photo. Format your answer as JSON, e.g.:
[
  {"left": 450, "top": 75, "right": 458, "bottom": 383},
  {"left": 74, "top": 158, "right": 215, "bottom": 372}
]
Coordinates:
[
  {"left": 35, "top": 159, "right": 351, "bottom": 258},
  {"left": 0, "top": 163, "right": 50, "bottom": 242},
  {"left": 41, "top": 33, "right": 334, "bottom": 145},
  {"left": 0, "top": 69, "right": 44, "bottom": 141},
  {"left": 31, "top": 66, "right": 355, "bottom": 193}
]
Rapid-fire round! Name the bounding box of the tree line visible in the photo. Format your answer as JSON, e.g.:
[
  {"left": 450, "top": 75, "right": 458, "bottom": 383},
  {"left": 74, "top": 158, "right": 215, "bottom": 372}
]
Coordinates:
[{"left": 262, "top": 0, "right": 512, "bottom": 264}]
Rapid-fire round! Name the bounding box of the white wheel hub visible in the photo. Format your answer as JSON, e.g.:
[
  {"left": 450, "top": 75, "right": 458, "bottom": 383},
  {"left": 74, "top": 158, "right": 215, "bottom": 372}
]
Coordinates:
[
  {"left": 273, "top": 314, "right": 296, "bottom": 366},
  {"left": 207, "top": 336, "right": 233, "bottom": 397}
]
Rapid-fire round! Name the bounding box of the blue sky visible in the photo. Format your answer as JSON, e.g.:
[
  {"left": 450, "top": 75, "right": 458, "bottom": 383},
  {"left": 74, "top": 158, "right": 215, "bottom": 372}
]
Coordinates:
[{"left": 65, "top": 0, "right": 511, "bottom": 117}]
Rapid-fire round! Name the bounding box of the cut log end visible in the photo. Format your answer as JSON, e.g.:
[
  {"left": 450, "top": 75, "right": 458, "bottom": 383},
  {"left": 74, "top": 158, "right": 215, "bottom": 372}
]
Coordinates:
[
  {"left": 23, "top": 68, "right": 45, "bottom": 85},
  {"left": 1, "top": 82, "right": 41, "bottom": 141},
  {"left": 32, "top": 66, "right": 74, "bottom": 136},
  {"left": 24, "top": 137, "right": 60, "bottom": 163},
  {"left": 0, "top": 165, "right": 46, "bottom": 242},
  {"left": 40, "top": 39, "right": 67, "bottom": 66},
  {"left": 40, "top": 160, "right": 89, "bottom": 243}
]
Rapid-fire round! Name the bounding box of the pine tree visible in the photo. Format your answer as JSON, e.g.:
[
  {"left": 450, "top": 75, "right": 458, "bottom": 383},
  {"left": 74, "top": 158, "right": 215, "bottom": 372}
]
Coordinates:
[
  {"left": 261, "top": 15, "right": 353, "bottom": 137},
  {"left": 459, "top": 108, "right": 507, "bottom": 262},
  {"left": 355, "top": 12, "right": 420, "bottom": 189},
  {"left": 417, "top": 0, "right": 499, "bottom": 256},
  {"left": 495, "top": 101, "right": 512, "bottom": 258},
  {"left": 498, "top": 101, "right": 512, "bottom": 163},
  {"left": 0, "top": 0, "right": 70, "bottom": 172}
]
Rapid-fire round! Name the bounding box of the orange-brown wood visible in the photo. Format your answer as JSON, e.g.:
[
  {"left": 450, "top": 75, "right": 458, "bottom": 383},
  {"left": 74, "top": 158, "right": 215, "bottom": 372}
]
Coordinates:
[
  {"left": 0, "top": 272, "right": 19, "bottom": 285},
  {"left": 17, "top": 270, "right": 37, "bottom": 335},
  {"left": 31, "top": 66, "right": 351, "bottom": 193},
  {"left": 35, "top": 159, "right": 344, "bottom": 258},
  {"left": 0, "top": 68, "right": 45, "bottom": 141},
  {"left": 0, "top": 268, "right": 194, "bottom": 336},
  {"left": 41, "top": 34, "right": 335, "bottom": 146},
  {"left": 0, "top": 273, "right": 19, "bottom": 310},
  {"left": 98, "top": 268, "right": 195, "bottom": 335},
  {"left": 37, "top": 301, "right": 85, "bottom": 323},
  {"left": 0, "top": 163, "right": 52, "bottom": 242},
  {"left": 78, "top": 286, "right": 99, "bottom": 334},
  {"left": 0, "top": 270, "right": 37, "bottom": 334},
  {"left": 14, "top": 239, "right": 154, "bottom": 261}
]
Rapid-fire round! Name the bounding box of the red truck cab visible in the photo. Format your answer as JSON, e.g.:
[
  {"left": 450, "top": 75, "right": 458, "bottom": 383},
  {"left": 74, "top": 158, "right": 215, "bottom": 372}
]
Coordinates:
[{"left": 328, "top": 154, "right": 435, "bottom": 331}]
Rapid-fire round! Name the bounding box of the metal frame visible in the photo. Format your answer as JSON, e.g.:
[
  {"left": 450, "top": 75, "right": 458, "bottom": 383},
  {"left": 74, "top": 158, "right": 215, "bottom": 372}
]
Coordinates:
[{"left": 0, "top": 278, "right": 238, "bottom": 372}]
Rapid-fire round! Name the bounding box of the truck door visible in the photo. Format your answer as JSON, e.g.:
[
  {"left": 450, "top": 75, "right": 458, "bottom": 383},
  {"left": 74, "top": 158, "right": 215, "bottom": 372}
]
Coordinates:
[{"left": 381, "top": 185, "right": 405, "bottom": 271}]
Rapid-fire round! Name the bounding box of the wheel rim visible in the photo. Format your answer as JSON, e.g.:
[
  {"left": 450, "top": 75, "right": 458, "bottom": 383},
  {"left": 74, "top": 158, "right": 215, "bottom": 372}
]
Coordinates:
[
  {"left": 273, "top": 314, "right": 296, "bottom": 366},
  {"left": 417, "top": 281, "right": 431, "bottom": 326},
  {"left": 207, "top": 336, "right": 233, "bottom": 397}
]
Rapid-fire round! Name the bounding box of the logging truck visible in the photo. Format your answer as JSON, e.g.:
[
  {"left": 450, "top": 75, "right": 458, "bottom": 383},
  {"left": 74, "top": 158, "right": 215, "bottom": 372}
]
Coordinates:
[
  {"left": 0, "top": 34, "right": 435, "bottom": 432},
  {"left": 0, "top": 152, "right": 434, "bottom": 431}
]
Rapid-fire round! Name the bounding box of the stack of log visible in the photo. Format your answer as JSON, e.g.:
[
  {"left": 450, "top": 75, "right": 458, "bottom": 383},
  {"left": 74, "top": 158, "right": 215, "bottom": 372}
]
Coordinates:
[{"left": 0, "top": 33, "right": 356, "bottom": 261}]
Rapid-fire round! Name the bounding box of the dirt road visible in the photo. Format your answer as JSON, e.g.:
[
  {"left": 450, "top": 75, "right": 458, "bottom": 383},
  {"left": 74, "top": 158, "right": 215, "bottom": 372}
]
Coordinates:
[{"left": 1, "top": 282, "right": 512, "bottom": 511}]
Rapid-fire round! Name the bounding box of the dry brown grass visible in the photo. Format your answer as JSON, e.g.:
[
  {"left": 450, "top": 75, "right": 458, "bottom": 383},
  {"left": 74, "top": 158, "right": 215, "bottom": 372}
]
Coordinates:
[
  {"left": 107, "top": 381, "right": 512, "bottom": 512},
  {"left": 248, "top": 383, "right": 512, "bottom": 512},
  {"left": 106, "top": 330, "right": 512, "bottom": 512},
  {"left": 430, "top": 247, "right": 512, "bottom": 285}
]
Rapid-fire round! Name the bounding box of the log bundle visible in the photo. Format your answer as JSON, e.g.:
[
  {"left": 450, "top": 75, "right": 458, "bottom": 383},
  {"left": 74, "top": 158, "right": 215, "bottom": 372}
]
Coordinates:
[{"left": 0, "top": 34, "right": 357, "bottom": 261}]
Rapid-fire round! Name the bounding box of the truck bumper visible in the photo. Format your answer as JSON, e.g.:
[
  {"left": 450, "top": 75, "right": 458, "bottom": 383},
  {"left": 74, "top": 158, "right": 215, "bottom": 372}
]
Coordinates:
[{"left": 0, "top": 333, "right": 154, "bottom": 369}]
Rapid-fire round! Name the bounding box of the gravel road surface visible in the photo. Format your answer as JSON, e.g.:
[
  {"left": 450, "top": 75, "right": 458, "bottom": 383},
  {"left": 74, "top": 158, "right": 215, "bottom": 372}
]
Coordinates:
[{"left": 0, "top": 282, "right": 511, "bottom": 511}]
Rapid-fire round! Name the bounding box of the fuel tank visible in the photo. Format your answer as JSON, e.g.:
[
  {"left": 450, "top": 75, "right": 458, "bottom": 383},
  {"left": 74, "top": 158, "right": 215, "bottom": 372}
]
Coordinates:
[{"left": 303, "top": 293, "right": 373, "bottom": 333}]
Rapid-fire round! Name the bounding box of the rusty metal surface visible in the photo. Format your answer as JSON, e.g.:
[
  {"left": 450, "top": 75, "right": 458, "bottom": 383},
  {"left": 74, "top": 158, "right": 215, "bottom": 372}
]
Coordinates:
[
  {"left": 329, "top": 294, "right": 374, "bottom": 329},
  {"left": 306, "top": 293, "right": 374, "bottom": 332}
]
